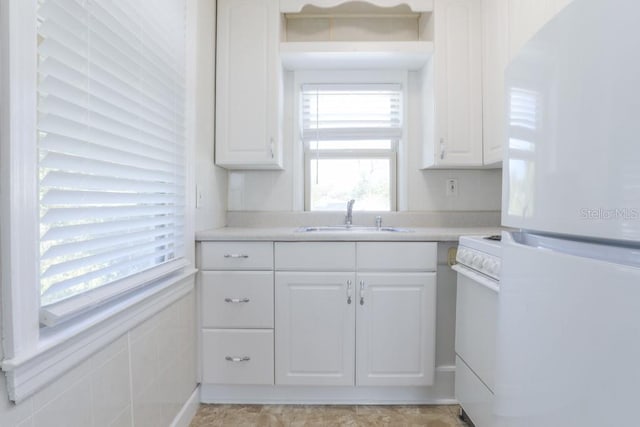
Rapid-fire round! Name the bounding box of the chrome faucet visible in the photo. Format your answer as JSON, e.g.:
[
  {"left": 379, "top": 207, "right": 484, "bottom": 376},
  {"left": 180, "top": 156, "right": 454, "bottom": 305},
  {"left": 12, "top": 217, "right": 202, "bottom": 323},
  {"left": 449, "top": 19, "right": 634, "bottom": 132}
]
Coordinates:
[{"left": 345, "top": 199, "right": 355, "bottom": 227}]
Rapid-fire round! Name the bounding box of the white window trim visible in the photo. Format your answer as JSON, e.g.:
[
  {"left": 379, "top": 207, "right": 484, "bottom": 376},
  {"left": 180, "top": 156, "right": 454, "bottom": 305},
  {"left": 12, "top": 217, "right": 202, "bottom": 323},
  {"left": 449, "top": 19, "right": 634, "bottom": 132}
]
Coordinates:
[
  {"left": 293, "top": 70, "right": 408, "bottom": 212},
  {"left": 0, "top": 0, "right": 198, "bottom": 403}
]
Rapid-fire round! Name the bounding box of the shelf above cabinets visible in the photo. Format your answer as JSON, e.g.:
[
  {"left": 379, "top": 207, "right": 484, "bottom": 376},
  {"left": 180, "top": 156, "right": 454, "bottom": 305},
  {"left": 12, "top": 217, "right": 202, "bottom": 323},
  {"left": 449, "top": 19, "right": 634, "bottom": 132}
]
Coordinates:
[
  {"left": 280, "top": 0, "right": 434, "bottom": 13},
  {"left": 280, "top": 41, "right": 433, "bottom": 70}
]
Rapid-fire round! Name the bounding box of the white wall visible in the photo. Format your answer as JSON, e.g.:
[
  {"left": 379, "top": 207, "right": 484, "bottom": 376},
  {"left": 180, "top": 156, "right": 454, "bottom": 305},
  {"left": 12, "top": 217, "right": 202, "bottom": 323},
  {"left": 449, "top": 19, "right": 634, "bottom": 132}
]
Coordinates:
[
  {"left": 195, "top": 0, "right": 227, "bottom": 231},
  {"left": 227, "top": 70, "right": 502, "bottom": 212}
]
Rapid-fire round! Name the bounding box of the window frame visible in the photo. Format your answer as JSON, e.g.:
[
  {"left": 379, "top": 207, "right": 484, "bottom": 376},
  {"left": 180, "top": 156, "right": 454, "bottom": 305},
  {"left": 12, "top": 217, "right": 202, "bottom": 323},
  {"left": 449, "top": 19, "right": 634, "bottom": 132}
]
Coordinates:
[
  {"left": 293, "top": 70, "right": 407, "bottom": 212},
  {"left": 0, "top": 0, "right": 197, "bottom": 403}
]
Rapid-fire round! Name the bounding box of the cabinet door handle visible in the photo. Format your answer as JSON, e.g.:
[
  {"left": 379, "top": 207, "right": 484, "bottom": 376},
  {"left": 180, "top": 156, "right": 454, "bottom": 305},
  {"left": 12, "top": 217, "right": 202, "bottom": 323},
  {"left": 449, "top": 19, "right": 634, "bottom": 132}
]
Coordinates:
[
  {"left": 346, "top": 280, "right": 352, "bottom": 305},
  {"left": 225, "top": 356, "right": 251, "bottom": 362},
  {"left": 270, "top": 138, "right": 275, "bottom": 159},
  {"left": 224, "top": 298, "right": 250, "bottom": 304},
  {"left": 224, "top": 254, "right": 249, "bottom": 259},
  {"left": 359, "top": 280, "right": 365, "bottom": 306},
  {"left": 440, "top": 138, "right": 446, "bottom": 160}
]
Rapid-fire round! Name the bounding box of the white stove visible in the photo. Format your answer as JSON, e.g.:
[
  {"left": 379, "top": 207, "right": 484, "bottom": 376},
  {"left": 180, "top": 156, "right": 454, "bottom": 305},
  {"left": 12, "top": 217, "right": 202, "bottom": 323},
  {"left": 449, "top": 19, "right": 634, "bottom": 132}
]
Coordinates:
[{"left": 453, "top": 234, "right": 502, "bottom": 427}]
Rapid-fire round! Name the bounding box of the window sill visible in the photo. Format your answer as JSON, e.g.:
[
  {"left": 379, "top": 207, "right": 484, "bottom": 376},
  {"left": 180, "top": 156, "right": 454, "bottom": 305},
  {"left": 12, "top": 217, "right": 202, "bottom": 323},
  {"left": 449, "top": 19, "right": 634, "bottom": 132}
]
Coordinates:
[{"left": 1, "top": 268, "right": 197, "bottom": 403}]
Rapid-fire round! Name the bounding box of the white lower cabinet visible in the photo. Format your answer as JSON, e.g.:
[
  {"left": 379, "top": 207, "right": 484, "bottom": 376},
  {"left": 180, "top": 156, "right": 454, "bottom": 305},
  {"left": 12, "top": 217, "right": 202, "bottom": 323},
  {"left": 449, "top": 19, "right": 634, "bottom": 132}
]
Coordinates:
[
  {"left": 275, "top": 272, "right": 356, "bottom": 386},
  {"left": 199, "top": 240, "right": 438, "bottom": 391},
  {"left": 274, "top": 242, "right": 437, "bottom": 387},
  {"left": 356, "top": 273, "right": 436, "bottom": 386}
]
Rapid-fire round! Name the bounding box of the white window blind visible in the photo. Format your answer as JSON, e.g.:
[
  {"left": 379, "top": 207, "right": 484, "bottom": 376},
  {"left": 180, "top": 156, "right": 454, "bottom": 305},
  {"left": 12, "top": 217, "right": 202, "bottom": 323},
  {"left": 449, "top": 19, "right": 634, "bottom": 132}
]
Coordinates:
[
  {"left": 37, "top": 0, "right": 186, "bottom": 320},
  {"left": 301, "top": 83, "right": 402, "bottom": 142}
]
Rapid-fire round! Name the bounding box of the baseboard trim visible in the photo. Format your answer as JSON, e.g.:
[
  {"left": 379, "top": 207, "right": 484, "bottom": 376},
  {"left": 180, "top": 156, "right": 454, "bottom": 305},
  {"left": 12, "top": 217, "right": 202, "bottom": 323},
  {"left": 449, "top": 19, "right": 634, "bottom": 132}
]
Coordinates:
[
  {"left": 201, "top": 384, "right": 458, "bottom": 405},
  {"left": 171, "top": 386, "right": 201, "bottom": 427},
  {"left": 199, "top": 366, "right": 457, "bottom": 405}
]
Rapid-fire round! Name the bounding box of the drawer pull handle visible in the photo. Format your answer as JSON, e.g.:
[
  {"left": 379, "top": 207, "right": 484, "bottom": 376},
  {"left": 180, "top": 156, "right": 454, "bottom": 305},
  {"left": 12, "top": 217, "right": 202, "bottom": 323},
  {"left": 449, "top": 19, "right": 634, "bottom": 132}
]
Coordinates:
[
  {"left": 360, "top": 280, "right": 365, "bottom": 306},
  {"left": 347, "top": 280, "right": 352, "bottom": 305},
  {"left": 224, "top": 298, "right": 250, "bottom": 304},
  {"left": 225, "top": 356, "right": 251, "bottom": 362},
  {"left": 224, "top": 254, "right": 249, "bottom": 259}
]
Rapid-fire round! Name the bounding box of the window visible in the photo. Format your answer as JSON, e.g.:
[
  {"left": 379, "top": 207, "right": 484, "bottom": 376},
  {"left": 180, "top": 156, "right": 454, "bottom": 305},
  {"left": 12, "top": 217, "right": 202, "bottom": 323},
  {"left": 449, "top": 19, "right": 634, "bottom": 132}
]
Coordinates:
[
  {"left": 1, "top": 0, "right": 193, "bottom": 402},
  {"left": 35, "top": 0, "right": 187, "bottom": 323},
  {"left": 301, "top": 83, "right": 402, "bottom": 211}
]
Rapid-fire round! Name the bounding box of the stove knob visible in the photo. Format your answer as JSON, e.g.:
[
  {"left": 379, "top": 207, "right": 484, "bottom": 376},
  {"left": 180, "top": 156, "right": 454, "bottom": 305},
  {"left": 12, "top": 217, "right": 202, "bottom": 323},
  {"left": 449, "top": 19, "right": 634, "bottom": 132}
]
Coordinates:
[
  {"left": 465, "top": 252, "right": 473, "bottom": 264},
  {"left": 458, "top": 249, "right": 469, "bottom": 264},
  {"left": 472, "top": 255, "right": 482, "bottom": 268},
  {"left": 485, "top": 260, "right": 497, "bottom": 275}
]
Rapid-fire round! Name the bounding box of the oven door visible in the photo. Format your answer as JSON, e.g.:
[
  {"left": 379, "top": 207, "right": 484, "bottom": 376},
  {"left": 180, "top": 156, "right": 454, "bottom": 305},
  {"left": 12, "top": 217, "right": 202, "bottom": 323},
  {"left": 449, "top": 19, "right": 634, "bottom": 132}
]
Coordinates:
[{"left": 453, "top": 264, "right": 498, "bottom": 427}]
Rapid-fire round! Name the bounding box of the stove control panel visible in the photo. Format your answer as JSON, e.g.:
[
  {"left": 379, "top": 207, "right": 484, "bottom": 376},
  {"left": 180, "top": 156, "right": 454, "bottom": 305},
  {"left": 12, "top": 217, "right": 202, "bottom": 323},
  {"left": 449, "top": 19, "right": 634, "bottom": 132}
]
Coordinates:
[{"left": 456, "top": 246, "right": 501, "bottom": 280}]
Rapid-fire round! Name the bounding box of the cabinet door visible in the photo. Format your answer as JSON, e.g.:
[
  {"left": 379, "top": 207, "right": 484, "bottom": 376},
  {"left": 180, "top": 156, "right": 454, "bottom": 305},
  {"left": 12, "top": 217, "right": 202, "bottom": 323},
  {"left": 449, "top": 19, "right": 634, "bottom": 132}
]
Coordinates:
[
  {"left": 275, "top": 272, "right": 355, "bottom": 385},
  {"left": 429, "top": 0, "right": 483, "bottom": 167},
  {"left": 356, "top": 273, "right": 437, "bottom": 386},
  {"left": 216, "top": 0, "right": 283, "bottom": 169},
  {"left": 482, "top": 0, "right": 509, "bottom": 165}
]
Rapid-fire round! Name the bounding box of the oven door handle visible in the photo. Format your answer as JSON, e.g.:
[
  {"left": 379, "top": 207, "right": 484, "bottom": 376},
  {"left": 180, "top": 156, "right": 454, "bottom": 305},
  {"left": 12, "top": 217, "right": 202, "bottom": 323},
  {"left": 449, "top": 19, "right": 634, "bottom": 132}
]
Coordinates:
[{"left": 452, "top": 264, "right": 499, "bottom": 293}]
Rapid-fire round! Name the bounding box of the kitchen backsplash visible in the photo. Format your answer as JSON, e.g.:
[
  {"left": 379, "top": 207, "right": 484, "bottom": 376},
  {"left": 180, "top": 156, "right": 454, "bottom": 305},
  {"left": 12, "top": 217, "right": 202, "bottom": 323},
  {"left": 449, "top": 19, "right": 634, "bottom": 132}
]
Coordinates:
[{"left": 228, "top": 168, "right": 502, "bottom": 213}]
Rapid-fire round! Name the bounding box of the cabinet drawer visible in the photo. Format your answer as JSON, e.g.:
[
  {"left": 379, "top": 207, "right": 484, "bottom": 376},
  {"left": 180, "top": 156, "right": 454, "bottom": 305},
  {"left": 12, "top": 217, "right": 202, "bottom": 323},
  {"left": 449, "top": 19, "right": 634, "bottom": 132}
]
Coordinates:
[
  {"left": 201, "top": 271, "right": 274, "bottom": 328},
  {"left": 357, "top": 242, "right": 437, "bottom": 271},
  {"left": 199, "top": 242, "right": 273, "bottom": 270},
  {"left": 202, "top": 329, "right": 274, "bottom": 385},
  {"left": 275, "top": 242, "right": 355, "bottom": 271}
]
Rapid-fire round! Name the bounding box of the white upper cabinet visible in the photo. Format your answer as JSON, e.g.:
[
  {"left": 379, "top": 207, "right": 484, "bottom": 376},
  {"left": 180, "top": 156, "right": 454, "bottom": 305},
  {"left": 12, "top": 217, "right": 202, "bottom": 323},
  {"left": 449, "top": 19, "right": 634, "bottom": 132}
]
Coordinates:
[
  {"left": 507, "top": 0, "right": 574, "bottom": 60},
  {"left": 481, "top": 0, "right": 509, "bottom": 165},
  {"left": 422, "top": 0, "right": 483, "bottom": 168},
  {"left": 216, "top": 0, "right": 284, "bottom": 169},
  {"left": 479, "top": 0, "right": 574, "bottom": 166}
]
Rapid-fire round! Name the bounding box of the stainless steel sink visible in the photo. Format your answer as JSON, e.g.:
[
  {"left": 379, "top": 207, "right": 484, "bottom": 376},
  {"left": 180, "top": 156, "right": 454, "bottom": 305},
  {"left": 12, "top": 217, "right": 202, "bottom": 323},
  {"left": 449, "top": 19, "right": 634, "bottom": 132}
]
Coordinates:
[{"left": 296, "top": 225, "right": 413, "bottom": 233}]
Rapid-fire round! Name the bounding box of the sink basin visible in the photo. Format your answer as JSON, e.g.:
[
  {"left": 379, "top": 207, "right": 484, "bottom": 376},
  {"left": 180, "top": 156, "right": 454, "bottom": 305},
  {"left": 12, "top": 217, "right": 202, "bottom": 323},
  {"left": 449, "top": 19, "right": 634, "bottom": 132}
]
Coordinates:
[{"left": 296, "top": 225, "right": 413, "bottom": 233}]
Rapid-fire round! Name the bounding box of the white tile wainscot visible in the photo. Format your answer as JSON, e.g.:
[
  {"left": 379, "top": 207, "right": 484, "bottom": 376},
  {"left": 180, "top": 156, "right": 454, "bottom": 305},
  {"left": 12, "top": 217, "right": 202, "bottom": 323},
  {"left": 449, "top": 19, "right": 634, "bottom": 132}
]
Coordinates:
[{"left": 0, "top": 291, "right": 198, "bottom": 427}]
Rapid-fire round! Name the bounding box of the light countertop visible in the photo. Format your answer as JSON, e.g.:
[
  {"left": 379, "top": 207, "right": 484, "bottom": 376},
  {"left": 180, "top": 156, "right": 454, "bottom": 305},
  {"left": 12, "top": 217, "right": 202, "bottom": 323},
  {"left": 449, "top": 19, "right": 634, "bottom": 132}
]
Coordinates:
[{"left": 195, "top": 226, "right": 503, "bottom": 242}]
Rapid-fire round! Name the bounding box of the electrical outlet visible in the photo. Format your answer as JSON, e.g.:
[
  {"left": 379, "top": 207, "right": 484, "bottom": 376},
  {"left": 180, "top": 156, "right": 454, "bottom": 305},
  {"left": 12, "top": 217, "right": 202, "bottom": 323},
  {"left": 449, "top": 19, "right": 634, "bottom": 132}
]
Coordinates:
[{"left": 446, "top": 179, "right": 458, "bottom": 196}]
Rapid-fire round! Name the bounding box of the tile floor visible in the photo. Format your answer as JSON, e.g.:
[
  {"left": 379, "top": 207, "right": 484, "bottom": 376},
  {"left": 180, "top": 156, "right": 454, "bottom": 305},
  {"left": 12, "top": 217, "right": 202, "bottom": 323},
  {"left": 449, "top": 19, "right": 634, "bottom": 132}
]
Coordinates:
[{"left": 190, "top": 404, "right": 469, "bottom": 426}]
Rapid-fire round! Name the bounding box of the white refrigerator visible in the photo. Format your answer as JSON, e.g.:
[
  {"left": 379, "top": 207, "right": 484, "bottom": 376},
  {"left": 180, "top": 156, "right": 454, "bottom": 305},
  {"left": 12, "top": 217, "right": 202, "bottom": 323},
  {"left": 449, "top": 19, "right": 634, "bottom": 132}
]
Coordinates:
[{"left": 497, "top": 0, "right": 640, "bottom": 426}]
